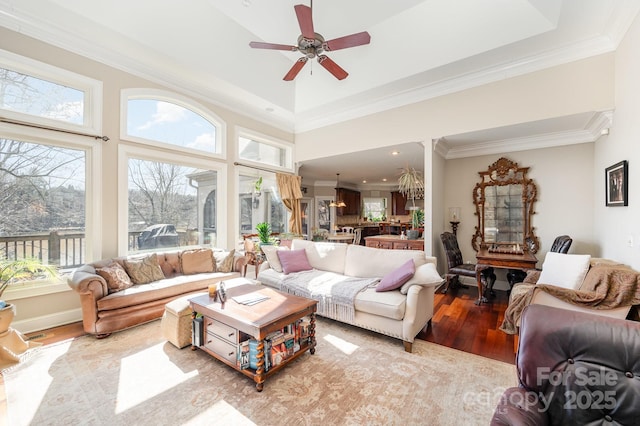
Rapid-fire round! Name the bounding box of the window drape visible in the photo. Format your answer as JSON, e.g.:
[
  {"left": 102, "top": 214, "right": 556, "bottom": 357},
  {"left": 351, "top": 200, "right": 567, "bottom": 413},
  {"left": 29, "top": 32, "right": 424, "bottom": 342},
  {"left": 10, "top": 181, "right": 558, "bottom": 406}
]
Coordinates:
[{"left": 276, "top": 173, "right": 303, "bottom": 235}]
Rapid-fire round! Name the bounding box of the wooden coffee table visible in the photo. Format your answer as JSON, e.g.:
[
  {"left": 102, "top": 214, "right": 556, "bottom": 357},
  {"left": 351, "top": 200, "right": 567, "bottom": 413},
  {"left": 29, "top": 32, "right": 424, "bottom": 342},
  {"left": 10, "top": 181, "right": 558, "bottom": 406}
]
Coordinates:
[{"left": 189, "top": 284, "right": 317, "bottom": 391}]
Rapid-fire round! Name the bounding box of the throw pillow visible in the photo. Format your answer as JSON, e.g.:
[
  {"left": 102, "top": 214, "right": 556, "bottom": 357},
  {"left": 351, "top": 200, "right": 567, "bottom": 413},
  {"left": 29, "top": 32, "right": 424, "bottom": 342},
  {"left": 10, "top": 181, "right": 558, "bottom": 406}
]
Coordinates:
[
  {"left": 180, "top": 248, "right": 215, "bottom": 275},
  {"left": 376, "top": 259, "right": 415, "bottom": 292},
  {"left": 536, "top": 252, "right": 591, "bottom": 290},
  {"left": 400, "top": 262, "right": 444, "bottom": 294},
  {"left": 277, "top": 249, "right": 313, "bottom": 274},
  {"left": 260, "top": 245, "right": 289, "bottom": 273},
  {"left": 95, "top": 262, "right": 133, "bottom": 293},
  {"left": 123, "top": 253, "right": 165, "bottom": 285},
  {"left": 214, "top": 249, "right": 236, "bottom": 273}
]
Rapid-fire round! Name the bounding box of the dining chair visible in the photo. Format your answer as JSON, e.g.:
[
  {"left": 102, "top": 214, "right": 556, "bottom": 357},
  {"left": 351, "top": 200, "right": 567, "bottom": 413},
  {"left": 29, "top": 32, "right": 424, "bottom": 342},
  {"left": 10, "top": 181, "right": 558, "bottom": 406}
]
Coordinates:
[
  {"left": 242, "top": 236, "right": 263, "bottom": 279},
  {"left": 506, "top": 235, "right": 573, "bottom": 288},
  {"left": 440, "top": 232, "right": 496, "bottom": 295},
  {"left": 352, "top": 228, "right": 363, "bottom": 245},
  {"left": 341, "top": 226, "right": 354, "bottom": 234}
]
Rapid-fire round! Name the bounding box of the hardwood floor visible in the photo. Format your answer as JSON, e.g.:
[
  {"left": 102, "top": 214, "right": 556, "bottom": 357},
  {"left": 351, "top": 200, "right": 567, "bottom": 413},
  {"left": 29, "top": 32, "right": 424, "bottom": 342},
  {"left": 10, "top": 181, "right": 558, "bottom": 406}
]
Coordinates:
[
  {"left": 418, "top": 284, "right": 517, "bottom": 364},
  {"left": 0, "top": 284, "right": 516, "bottom": 423}
]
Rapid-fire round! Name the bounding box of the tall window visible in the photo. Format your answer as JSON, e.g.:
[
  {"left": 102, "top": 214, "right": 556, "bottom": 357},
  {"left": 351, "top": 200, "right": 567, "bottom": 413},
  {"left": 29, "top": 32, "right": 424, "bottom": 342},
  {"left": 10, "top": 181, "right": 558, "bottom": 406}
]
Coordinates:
[
  {"left": 0, "top": 51, "right": 101, "bottom": 273},
  {"left": 121, "top": 90, "right": 227, "bottom": 253},
  {"left": 122, "top": 89, "right": 224, "bottom": 157}
]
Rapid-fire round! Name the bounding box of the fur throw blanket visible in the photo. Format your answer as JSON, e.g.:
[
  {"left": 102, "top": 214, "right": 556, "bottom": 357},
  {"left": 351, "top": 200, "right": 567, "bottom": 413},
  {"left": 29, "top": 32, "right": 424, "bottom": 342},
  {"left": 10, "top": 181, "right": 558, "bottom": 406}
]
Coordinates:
[
  {"left": 279, "top": 270, "right": 379, "bottom": 324},
  {"left": 500, "top": 265, "right": 640, "bottom": 334}
]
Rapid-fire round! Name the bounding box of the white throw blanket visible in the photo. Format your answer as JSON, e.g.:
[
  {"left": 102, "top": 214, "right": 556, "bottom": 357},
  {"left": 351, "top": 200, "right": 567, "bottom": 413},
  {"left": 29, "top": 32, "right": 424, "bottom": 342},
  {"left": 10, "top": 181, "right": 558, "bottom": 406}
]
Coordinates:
[{"left": 280, "top": 270, "right": 379, "bottom": 323}]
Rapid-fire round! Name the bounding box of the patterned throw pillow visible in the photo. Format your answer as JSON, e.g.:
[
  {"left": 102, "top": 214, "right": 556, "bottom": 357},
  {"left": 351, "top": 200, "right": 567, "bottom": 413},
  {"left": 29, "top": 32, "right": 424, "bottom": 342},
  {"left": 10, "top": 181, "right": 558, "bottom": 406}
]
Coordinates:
[
  {"left": 180, "top": 249, "right": 215, "bottom": 275},
  {"left": 123, "top": 253, "right": 165, "bottom": 285},
  {"left": 96, "top": 262, "right": 133, "bottom": 293},
  {"left": 214, "top": 249, "right": 236, "bottom": 273}
]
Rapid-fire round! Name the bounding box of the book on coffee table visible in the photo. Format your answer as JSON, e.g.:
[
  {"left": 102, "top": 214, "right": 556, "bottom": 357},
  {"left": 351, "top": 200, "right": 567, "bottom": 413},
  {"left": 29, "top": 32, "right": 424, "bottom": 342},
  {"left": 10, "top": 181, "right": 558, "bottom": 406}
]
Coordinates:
[{"left": 232, "top": 292, "right": 270, "bottom": 305}]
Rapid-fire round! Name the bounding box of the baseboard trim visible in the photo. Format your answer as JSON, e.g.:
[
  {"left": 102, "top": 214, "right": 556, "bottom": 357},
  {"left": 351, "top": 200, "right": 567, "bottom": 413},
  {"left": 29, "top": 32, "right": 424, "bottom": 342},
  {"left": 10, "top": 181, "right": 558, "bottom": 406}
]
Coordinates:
[{"left": 12, "top": 308, "right": 82, "bottom": 334}]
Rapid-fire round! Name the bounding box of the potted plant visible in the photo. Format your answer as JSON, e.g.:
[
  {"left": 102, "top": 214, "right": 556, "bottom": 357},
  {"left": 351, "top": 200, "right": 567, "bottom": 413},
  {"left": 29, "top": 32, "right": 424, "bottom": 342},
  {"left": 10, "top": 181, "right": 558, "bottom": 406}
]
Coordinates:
[
  {"left": 0, "top": 258, "right": 58, "bottom": 332},
  {"left": 398, "top": 166, "right": 425, "bottom": 239},
  {"left": 255, "top": 222, "right": 276, "bottom": 249}
]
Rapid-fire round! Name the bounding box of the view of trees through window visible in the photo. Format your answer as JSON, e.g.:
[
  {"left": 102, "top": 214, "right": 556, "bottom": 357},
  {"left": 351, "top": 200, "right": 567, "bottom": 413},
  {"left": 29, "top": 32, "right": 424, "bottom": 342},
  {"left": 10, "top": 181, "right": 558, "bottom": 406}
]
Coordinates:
[
  {"left": 128, "top": 158, "right": 217, "bottom": 251},
  {"left": 0, "top": 138, "right": 86, "bottom": 267},
  {"left": 1, "top": 67, "right": 84, "bottom": 125}
]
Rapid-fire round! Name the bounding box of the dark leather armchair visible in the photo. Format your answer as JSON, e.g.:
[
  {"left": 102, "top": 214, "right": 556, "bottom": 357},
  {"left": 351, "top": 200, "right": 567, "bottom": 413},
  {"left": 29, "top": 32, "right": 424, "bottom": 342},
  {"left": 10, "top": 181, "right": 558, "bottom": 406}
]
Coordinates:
[
  {"left": 506, "top": 235, "right": 573, "bottom": 288},
  {"left": 440, "top": 232, "right": 496, "bottom": 294},
  {"left": 491, "top": 304, "right": 640, "bottom": 426}
]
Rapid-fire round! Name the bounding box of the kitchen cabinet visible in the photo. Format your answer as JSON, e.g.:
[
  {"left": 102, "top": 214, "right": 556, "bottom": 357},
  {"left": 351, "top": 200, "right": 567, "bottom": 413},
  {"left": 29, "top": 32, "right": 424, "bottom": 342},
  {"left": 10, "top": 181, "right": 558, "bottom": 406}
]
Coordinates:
[
  {"left": 391, "top": 191, "right": 409, "bottom": 216},
  {"left": 335, "top": 188, "right": 360, "bottom": 216}
]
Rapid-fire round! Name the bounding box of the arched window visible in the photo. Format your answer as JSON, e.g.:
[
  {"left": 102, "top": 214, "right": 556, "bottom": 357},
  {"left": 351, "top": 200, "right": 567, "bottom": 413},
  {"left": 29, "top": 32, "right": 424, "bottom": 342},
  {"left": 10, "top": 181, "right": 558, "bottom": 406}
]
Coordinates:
[{"left": 121, "top": 89, "right": 225, "bottom": 158}]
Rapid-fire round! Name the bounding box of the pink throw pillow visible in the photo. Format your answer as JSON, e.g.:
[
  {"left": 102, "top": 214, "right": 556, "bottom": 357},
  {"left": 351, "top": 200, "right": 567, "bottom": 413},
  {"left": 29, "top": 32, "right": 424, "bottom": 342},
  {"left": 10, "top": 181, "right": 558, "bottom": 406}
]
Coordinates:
[
  {"left": 376, "top": 259, "right": 415, "bottom": 292},
  {"left": 277, "top": 249, "right": 313, "bottom": 274}
]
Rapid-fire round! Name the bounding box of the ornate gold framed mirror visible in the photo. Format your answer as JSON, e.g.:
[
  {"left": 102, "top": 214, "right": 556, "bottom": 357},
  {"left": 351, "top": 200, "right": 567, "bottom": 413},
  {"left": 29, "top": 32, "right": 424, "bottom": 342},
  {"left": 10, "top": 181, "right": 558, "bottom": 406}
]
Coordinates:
[{"left": 472, "top": 157, "right": 539, "bottom": 253}]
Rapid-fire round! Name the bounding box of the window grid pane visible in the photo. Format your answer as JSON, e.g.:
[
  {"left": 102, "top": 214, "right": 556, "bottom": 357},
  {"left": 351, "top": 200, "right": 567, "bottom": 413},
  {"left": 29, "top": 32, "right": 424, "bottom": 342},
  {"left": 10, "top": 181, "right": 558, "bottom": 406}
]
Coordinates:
[
  {"left": 127, "top": 99, "right": 217, "bottom": 153},
  {"left": 0, "top": 67, "right": 84, "bottom": 125},
  {"left": 0, "top": 138, "right": 86, "bottom": 268},
  {"left": 128, "top": 158, "right": 218, "bottom": 251}
]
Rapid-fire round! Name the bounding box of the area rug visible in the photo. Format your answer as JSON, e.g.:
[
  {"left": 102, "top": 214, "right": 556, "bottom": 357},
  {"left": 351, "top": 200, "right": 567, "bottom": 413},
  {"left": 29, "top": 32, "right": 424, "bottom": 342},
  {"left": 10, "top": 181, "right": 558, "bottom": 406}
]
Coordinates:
[{"left": 3, "top": 318, "right": 515, "bottom": 425}]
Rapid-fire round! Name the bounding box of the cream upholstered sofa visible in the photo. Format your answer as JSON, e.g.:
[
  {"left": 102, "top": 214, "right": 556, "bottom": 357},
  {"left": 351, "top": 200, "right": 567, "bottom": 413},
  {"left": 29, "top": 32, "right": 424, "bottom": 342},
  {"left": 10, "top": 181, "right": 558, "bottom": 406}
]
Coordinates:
[
  {"left": 68, "top": 248, "right": 245, "bottom": 337},
  {"left": 257, "top": 240, "right": 444, "bottom": 352}
]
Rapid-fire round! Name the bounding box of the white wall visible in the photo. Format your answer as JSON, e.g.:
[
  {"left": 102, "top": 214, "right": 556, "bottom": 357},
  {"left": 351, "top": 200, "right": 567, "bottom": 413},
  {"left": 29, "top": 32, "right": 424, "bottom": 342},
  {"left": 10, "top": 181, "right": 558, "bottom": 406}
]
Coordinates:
[{"left": 594, "top": 12, "right": 640, "bottom": 270}]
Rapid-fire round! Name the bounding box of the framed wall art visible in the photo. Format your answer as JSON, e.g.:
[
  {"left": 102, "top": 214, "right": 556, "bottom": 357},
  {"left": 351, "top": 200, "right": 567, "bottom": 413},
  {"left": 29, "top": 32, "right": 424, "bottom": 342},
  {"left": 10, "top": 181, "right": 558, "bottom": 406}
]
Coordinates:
[{"left": 605, "top": 160, "right": 628, "bottom": 207}]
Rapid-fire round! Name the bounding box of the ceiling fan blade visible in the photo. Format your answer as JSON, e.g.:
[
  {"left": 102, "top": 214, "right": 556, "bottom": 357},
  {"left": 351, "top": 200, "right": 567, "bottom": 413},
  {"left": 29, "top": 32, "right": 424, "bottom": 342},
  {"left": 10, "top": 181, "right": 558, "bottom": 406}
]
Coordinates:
[
  {"left": 294, "top": 4, "right": 315, "bottom": 40},
  {"left": 324, "top": 31, "right": 371, "bottom": 51},
  {"left": 317, "top": 55, "right": 348, "bottom": 80},
  {"left": 249, "top": 41, "right": 297, "bottom": 51},
  {"left": 283, "top": 57, "right": 308, "bottom": 81}
]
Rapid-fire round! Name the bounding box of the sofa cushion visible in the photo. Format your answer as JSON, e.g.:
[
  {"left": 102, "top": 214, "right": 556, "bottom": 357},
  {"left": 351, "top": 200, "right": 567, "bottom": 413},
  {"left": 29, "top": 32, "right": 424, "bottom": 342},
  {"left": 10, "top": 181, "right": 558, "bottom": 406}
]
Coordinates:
[
  {"left": 213, "top": 249, "right": 236, "bottom": 273},
  {"left": 354, "top": 287, "right": 406, "bottom": 320},
  {"left": 180, "top": 249, "right": 215, "bottom": 275},
  {"left": 260, "top": 245, "right": 288, "bottom": 273},
  {"left": 96, "top": 272, "right": 239, "bottom": 312},
  {"left": 292, "top": 240, "right": 348, "bottom": 274},
  {"left": 123, "top": 254, "right": 166, "bottom": 285},
  {"left": 278, "top": 249, "right": 313, "bottom": 274},
  {"left": 400, "top": 262, "right": 444, "bottom": 294},
  {"left": 537, "top": 252, "right": 591, "bottom": 290},
  {"left": 376, "top": 259, "right": 415, "bottom": 292},
  {"left": 256, "top": 268, "right": 285, "bottom": 288},
  {"left": 95, "top": 262, "right": 133, "bottom": 293},
  {"left": 344, "top": 244, "right": 427, "bottom": 278}
]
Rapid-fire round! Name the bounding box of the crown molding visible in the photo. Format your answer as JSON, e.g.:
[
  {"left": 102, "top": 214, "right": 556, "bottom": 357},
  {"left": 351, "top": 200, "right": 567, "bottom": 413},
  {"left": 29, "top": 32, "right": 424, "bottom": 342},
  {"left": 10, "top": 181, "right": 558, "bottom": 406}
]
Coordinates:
[{"left": 443, "top": 110, "right": 613, "bottom": 159}]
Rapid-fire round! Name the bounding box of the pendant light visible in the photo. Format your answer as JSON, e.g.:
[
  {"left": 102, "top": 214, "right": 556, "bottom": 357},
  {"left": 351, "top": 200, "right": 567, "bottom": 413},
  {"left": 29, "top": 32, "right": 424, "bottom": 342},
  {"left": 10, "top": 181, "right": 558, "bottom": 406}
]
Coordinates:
[{"left": 329, "top": 173, "right": 347, "bottom": 208}]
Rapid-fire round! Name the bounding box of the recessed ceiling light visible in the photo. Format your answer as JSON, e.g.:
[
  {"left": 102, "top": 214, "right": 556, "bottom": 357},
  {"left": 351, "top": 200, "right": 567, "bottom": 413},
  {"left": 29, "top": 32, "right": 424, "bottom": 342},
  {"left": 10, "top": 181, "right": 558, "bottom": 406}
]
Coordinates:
[
  {"left": 382, "top": 178, "right": 387, "bottom": 182},
  {"left": 362, "top": 180, "right": 367, "bottom": 183},
  {"left": 391, "top": 151, "right": 400, "bottom": 156}
]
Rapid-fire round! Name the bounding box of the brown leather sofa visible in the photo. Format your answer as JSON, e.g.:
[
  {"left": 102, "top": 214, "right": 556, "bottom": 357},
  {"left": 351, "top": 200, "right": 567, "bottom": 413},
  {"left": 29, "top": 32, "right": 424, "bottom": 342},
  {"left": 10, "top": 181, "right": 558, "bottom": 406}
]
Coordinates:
[
  {"left": 491, "top": 304, "right": 640, "bottom": 425},
  {"left": 68, "top": 249, "right": 245, "bottom": 337}
]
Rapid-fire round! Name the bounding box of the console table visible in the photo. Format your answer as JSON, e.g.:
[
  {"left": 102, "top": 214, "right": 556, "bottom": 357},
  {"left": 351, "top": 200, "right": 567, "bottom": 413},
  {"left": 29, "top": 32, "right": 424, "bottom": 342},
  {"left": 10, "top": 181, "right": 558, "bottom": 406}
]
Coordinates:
[
  {"left": 365, "top": 235, "right": 424, "bottom": 250},
  {"left": 474, "top": 248, "right": 537, "bottom": 305}
]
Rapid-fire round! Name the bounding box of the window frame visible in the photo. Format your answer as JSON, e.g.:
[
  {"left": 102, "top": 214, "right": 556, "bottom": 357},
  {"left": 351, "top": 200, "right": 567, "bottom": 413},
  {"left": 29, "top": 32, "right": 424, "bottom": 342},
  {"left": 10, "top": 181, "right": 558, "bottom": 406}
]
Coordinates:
[
  {"left": 236, "top": 127, "right": 294, "bottom": 173},
  {"left": 117, "top": 143, "right": 228, "bottom": 255},
  {"left": 0, "top": 48, "right": 103, "bottom": 135},
  {"left": 120, "top": 88, "right": 226, "bottom": 159}
]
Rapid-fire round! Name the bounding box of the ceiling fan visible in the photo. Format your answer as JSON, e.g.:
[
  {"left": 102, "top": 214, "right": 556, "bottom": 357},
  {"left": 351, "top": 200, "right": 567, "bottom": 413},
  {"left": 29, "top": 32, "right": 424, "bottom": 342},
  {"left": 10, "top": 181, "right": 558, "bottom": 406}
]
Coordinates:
[{"left": 249, "top": 3, "right": 371, "bottom": 81}]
